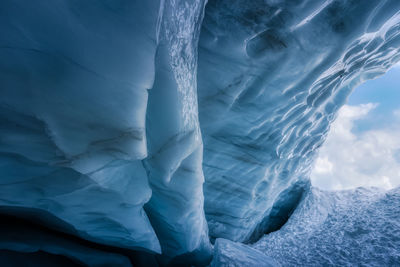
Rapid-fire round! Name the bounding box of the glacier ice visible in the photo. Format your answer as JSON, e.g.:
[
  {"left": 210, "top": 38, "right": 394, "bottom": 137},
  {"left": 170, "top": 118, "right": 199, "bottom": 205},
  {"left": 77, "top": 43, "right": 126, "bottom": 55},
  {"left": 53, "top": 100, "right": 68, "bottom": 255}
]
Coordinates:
[
  {"left": 0, "top": 214, "right": 133, "bottom": 267},
  {"left": 0, "top": 0, "right": 211, "bottom": 263},
  {"left": 0, "top": 0, "right": 162, "bottom": 255},
  {"left": 1, "top": 0, "right": 400, "bottom": 266},
  {"left": 199, "top": 0, "right": 400, "bottom": 243},
  {"left": 211, "top": 238, "right": 278, "bottom": 267},
  {"left": 252, "top": 186, "right": 400, "bottom": 266}
]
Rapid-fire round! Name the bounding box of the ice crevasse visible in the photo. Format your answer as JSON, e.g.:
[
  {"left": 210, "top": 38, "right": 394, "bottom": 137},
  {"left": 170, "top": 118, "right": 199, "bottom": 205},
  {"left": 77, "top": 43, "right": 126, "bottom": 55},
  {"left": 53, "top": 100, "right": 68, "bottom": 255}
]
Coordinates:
[{"left": 1, "top": 0, "right": 400, "bottom": 266}]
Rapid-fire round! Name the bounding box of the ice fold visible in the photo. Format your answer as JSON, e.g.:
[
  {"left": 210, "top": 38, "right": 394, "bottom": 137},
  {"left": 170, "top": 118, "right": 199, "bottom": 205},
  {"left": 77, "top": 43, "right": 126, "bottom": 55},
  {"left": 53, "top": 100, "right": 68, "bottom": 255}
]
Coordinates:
[
  {"left": 198, "top": 0, "right": 400, "bottom": 242},
  {"left": 211, "top": 238, "right": 279, "bottom": 267},
  {"left": 1, "top": 0, "right": 400, "bottom": 265},
  {"left": 0, "top": 0, "right": 162, "bottom": 255},
  {"left": 0, "top": 0, "right": 212, "bottom": 262}
]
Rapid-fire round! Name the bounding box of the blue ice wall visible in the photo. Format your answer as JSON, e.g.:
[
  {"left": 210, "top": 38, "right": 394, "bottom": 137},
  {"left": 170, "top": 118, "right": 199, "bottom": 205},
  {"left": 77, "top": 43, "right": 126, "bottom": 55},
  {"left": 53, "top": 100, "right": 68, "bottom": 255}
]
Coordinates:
[
  {"left": 198, "top": 0, "right": 400, "bottom": 242},
  {"left": 0, "top": 0, "right": 211, "bottom": 263},
  {"left": 1, "top": 0, "right": 400, "bottom": 266}
]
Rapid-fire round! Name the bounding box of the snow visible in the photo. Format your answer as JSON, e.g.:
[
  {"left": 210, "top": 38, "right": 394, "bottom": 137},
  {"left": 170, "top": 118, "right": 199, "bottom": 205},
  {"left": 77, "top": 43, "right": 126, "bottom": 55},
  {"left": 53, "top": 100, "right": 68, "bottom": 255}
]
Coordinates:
[{"left": 253, "top": 186, "right": 400, "bottom": 266}]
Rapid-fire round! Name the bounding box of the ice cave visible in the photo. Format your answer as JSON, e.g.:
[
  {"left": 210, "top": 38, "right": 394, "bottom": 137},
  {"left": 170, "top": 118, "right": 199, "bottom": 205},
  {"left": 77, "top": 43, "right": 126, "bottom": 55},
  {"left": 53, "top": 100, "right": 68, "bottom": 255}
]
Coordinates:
[{"left": 1, "top": 0, "right": 400, "bottom": 266}]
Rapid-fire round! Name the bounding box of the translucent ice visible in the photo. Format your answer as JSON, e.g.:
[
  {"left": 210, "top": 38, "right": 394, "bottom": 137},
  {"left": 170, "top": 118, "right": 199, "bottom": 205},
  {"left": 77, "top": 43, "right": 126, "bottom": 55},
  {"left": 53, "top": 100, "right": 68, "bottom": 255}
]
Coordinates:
[
  {"left": 1, "top": 0, "right": 400, "bottom": 265},
  {"left": 0, "top": 0, "right": 211, "bottom": 262},
  {"left": 198, "top": 0, "right": 400, "bottom": 242}
]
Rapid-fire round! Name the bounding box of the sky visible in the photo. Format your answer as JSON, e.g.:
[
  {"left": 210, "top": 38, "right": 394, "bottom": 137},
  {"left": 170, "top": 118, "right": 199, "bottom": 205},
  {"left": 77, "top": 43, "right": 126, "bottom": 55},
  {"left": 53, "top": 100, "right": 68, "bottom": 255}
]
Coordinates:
[{"left": 311, "top": 64, "right": 400, "bottom": 190}]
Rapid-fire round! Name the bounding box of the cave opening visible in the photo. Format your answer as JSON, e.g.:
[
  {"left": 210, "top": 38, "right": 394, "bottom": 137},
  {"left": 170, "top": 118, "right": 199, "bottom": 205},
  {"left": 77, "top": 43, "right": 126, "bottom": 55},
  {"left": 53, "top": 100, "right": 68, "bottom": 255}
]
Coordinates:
[{"left": 311, "top": 63, "right": 400, "bottom": 190}]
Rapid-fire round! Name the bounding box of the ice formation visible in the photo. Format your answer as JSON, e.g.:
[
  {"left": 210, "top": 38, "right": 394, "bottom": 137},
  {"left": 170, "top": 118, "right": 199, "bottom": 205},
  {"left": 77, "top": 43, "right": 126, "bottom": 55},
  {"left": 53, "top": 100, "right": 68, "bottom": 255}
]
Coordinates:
[
  {"left": 211, "top": 238, "right": 278, "bottom": 267},
  {"left": 253, "top": 186, "right": 400, "bottom": 266},
  {"left": 199, "top": 0, "right": 400, "bottom": 243},
  {"left": 1, "top": 0, "right": 400, "bottom": 266}
]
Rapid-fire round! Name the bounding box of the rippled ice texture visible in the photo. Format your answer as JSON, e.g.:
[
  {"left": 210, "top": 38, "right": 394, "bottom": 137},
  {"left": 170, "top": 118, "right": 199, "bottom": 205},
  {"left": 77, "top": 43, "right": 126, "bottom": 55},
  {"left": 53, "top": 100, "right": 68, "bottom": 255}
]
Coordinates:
[
  {"left": 1, "top": 0, "right": 400, "bottom": 265},
  {"left": 199, "top": 0, "right": 400, "bottom": 244},
  {"left": 253, "top": 186, "right": 400, "bottom": 266}
]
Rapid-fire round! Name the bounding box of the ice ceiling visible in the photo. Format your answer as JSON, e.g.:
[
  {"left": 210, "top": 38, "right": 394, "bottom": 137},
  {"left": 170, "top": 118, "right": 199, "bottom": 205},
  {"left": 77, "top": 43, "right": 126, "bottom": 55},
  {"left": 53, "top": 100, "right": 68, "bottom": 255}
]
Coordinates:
[{"left": 1, "top": 0, "right": 400, "bottom": 266}]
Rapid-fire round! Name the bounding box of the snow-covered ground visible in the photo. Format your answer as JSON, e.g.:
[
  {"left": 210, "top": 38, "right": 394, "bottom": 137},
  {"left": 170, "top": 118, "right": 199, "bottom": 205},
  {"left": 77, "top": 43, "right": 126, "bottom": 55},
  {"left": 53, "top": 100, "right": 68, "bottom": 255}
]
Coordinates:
[
  {"left": 212, "top": 185, "right": 400, "bottom": 266},
  {"left": 252, "top": 186, "right": 400, "bottom": 266}
]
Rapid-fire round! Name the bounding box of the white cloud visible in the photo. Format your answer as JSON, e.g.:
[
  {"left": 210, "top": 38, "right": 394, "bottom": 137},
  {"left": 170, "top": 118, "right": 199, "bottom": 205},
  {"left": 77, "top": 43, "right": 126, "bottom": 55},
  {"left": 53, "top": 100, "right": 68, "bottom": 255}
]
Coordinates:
[
  {"left": 311, "top": 103, "right": 400, "bottom": 190},
  {"left": 393, "top": 108, "right": 400, "bottom": 119},
  {"left": 391, "top": 61, "right": 400, "bottom": 69}
]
